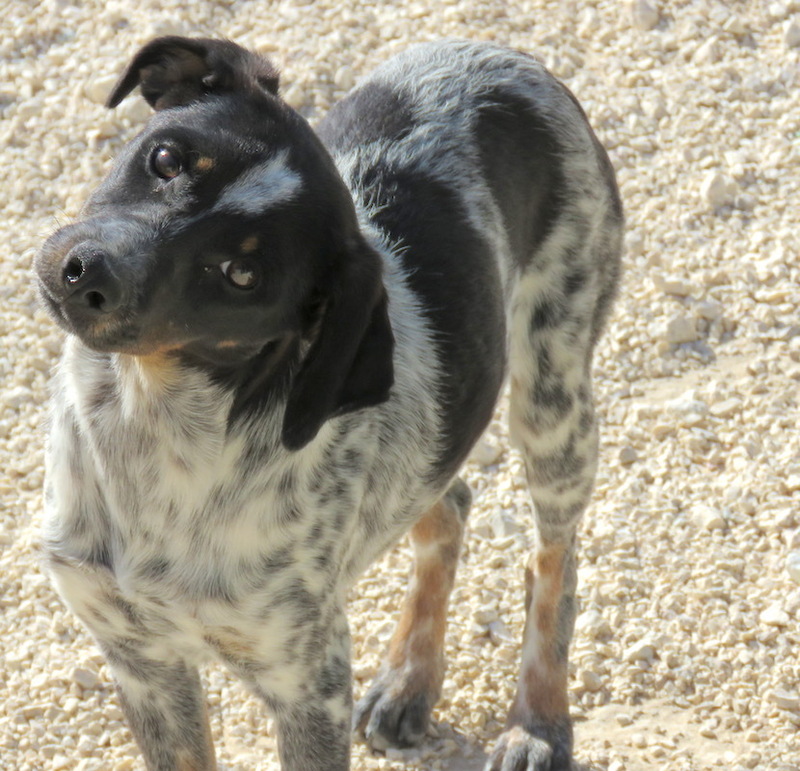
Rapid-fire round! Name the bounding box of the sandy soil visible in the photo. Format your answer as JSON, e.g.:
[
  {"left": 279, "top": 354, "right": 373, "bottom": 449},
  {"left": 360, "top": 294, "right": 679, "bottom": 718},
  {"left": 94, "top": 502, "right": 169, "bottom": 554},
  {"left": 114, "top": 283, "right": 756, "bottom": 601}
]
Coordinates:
[{"left": 1, "top": 0, "right": 799, "bottom": 769}]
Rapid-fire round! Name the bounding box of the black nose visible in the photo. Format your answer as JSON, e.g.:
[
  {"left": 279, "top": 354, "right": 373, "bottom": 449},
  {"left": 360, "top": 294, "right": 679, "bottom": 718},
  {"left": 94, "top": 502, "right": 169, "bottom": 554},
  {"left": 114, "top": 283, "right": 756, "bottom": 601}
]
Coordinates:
[{"left": 61, "top": 247, "right": 123, "bottom": 314}]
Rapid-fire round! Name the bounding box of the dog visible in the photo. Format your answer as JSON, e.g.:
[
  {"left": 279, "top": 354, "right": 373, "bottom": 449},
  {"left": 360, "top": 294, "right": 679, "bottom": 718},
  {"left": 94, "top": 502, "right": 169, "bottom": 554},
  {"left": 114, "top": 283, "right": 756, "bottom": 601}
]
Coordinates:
[{"left": 34, "top": 36, "right": 622, "bottom": 771}]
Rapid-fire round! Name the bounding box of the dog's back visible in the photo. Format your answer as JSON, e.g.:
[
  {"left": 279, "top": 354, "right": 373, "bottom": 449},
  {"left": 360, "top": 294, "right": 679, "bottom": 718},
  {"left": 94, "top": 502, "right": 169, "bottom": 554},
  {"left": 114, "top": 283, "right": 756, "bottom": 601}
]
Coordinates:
[{"left": 320, "top": 40, "right": 622, "bottom": 478}]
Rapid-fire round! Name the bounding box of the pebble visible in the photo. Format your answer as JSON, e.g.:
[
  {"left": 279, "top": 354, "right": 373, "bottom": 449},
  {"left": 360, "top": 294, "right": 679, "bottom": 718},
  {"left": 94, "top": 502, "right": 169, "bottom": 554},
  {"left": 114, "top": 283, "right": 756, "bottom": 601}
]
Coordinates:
[
  {"left": 786, "top": 551, "right": 800, "bottom": 584},
  {"left": 71, "top": 667, "right": 100, "bottom": 690},
  {"left": 769, "top": 689, "right": 800, "bottom": 712},
  {"left": 575, "top": 609, "right": 612, "bottom": 640},
  {"left": 471, "top": 436, "right": 503, "bottom": 466},
  {"left": 701, "top": 171, "right": 738, "bottom": 210},
  {"left": 653, "top": 275, "right": 694, "bottom": 297},
  {"left": 473, "top": 607, "right": 499, "bottom": 625},
  {"left": 623, "top": 641, "right": 656, "bottom": 663},
  {"left": 785, "top": 17, "right": 800, "bottom": 47},
  {"left": 664, "top": 315, "right": 698, "bottom": 344},
  {"left": 333, "top": 65, "right": 355, "bottom": 91},
  {"left": 760, "top": 603, "right": 790, "bottom": 627},
  {"left": 631, "top": 732, "right": 648, "bottom": 748},
  {"left": 580, "top": 670, "right": 604, "bottom": 692},
  {"left": 709, "top": 397, "right": 741, "bottom": 419},
  {"left": 84, "top": 74, "right": 118, "bottom": 105},
  {"left": 690, "top": 505, "right": 726, "bottom": 532},
  {"left": 630, "top": 0, "right": 660, "bottom": 31}
]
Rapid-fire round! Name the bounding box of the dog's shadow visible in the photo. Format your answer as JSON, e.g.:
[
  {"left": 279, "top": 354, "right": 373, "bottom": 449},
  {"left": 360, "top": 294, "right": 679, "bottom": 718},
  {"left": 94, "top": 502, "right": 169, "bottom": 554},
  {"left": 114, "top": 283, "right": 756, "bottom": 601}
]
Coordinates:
[{"left": 420, "top": 723, "right": 601, "bottom": 771}]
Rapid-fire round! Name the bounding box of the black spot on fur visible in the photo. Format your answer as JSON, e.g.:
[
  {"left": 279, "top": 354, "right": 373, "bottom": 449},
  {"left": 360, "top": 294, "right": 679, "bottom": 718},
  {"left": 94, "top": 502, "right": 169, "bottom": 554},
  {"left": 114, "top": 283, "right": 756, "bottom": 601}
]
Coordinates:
[
  {"left": 364, "top": 166, "right": 507, "bottom": 481},
  {"left": 474, "top": 88, "right": 565, "bottom": 269},
  {"left": 318, "top": 83, "right": 416, "bottom": 151}
]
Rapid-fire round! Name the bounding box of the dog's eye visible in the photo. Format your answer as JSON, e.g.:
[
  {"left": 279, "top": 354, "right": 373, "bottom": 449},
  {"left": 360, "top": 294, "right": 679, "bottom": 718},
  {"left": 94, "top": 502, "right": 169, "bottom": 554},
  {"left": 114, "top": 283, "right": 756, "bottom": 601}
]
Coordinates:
[
  {"left": 152, "top": 147, "right": 183, "bottom": 180},
  {"left": 220, "top": 259, "right": 258, "bottom": 289}
]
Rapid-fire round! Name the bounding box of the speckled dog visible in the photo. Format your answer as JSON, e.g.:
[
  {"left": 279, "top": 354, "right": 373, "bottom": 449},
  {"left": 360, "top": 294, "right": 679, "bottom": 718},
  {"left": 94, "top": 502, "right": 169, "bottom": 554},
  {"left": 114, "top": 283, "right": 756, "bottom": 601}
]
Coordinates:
[{"left": 35, "top": 37, "right": 622, "bottom": 771}]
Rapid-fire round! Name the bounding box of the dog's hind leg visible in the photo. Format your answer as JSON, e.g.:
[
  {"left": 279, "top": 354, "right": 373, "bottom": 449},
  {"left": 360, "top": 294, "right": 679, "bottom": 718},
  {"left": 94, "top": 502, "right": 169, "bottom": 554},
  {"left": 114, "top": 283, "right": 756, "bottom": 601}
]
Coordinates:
[
  {"left": 353, "top": 478, "right": 471, "bottom": 750},
  {"left": 486, "top": 267, "right": 610, "bottom": 771}
]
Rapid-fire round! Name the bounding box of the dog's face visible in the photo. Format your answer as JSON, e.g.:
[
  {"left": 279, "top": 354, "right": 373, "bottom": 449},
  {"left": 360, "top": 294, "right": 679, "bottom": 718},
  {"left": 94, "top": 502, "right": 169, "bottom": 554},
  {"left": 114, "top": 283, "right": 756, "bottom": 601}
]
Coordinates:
[{"left": 35, "top": 37, "right": 394, "bottom": 449}]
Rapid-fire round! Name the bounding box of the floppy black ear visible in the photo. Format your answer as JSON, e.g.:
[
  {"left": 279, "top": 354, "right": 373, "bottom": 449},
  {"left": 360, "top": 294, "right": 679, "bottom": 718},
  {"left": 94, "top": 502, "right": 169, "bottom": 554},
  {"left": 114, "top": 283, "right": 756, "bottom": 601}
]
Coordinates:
[
  {"left": 281, "top": 239, "right": 395, "bottom": 451},
  {"left": 106, "top": 36, "right": 280, "bottom": 110}
]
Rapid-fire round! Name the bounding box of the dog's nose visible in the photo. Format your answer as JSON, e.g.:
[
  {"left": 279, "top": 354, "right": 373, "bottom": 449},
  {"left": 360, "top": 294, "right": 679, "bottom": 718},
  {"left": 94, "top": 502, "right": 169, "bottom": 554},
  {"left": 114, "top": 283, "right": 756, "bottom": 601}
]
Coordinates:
[{"left": 61, "top": 247, "right": 123, "bottom": 314}]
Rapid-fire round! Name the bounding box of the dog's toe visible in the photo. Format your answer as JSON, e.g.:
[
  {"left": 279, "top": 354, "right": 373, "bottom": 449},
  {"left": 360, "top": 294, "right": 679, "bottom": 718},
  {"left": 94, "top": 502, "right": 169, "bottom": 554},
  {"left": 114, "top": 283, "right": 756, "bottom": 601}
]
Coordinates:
[
  {"left": 353, "top": 672, "right": 436, "bottom": 750},
  {"left": 485, "top": 725, "right": 573, "bottom": 771}
]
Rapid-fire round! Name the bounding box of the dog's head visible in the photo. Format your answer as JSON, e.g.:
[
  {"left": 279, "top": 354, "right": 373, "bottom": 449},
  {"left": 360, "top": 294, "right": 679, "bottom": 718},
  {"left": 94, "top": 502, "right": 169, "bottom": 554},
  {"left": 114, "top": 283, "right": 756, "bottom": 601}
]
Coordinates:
[{"left": 35, "top": 37, "right": 393, "bottom": 450}]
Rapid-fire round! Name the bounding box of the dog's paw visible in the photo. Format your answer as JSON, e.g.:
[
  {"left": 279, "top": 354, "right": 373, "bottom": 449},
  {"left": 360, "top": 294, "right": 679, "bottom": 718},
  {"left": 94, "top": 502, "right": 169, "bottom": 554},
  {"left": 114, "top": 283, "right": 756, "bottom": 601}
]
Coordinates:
[
  {"left": 484, "top": 724, "right": 573, "bottom": 771},
  {"left": 352, "top": 667, "right": 438, "bottom": 750}
]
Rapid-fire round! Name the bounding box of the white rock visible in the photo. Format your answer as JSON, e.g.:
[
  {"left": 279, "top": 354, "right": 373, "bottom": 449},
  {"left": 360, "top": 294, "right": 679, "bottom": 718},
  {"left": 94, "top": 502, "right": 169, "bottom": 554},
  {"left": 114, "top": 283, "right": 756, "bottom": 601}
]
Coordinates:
[
  {"left": 575, "top": 609, "right": 612, "bottom": 639},
  {"left": 84, "top": 74, "right": 118, "bottom": 105},
  {"left": 630, "top": 0, "right": 660, "bottom": 30},
  {"left": 709, "top": 397, "right": 742, "bottom": 419},
  {"left": 471, "top": 437, "right": 503, "bottom": 466},
  {"left": 488, "top": 510, "right": 522, "bottom": 538},
  {"left": 760, "top": 603, "right": 790, "bottom": 627},
  {"left": 580, "top": 669, "right": 603, "bottom": 692},
  {"left": 71, "top": 667, "right": 99, "bottom": 690},
  {"left": 666, "top": 392, "right": 708, "bottom": 414},
  {"left": 3, "top": 386, "right": 28, "bottom": 410},
  {"left": 770, "top": 688, "right": 800, "bottom": 712},
  {"left": 333, "top": 65, "right": 355, "bottom": 91},
  {"left": 691, "top": 505, "right": 726, "bottom": 531},
  {"left": 624, "top": 640, "right": 656, "bottom": 663},
  {"left": 783, "top": 475, "right": 800, "bottom": 493},
  {"left": 701, "top": 171, "right": 738, "bottom": 209},
  {"left": 695, "top": 300, "right": 723, "bottom": 320},
  {"left": 488, "top": 619, "right": 514, "bottom": 645},
  {"left": 785, "top": 17, "right": 800, "bottom": 47},
  {"left": 653, "top": 274, "right": 695, "bottom": 297},
  {"left": 473, "top": 607, "right": 499, "bottom": 625},
  {"left": 693, "top": 38, "right": 720, "bottom": 64},
  {"left": 723, "top": 15, "right": 748, "bottom": 35},
  {"left": 664, "top": 315, "right": 698, "bottom": 344},
  {"left": 786, "top": 551, "right": 800, "bottom": 584}
]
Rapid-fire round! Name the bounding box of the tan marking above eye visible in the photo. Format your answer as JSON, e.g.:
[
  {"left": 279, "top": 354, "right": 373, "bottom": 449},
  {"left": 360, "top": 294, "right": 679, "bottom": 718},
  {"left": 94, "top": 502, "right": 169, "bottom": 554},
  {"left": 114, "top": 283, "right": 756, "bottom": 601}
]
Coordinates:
[
  {"left": 240, "top": 235, "right": 260, "bottom": 254},
  {"left": 195, "top": 157, "right": 216, "bottom": 172}
]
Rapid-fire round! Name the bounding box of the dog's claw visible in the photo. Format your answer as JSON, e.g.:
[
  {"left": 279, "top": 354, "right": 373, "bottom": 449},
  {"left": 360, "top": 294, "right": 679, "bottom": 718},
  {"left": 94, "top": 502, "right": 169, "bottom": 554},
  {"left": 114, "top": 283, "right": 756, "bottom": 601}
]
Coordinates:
[
  {"left": 353, "top": 670, "right": 437, "bottom": 750},
  {"left": 485, "top": 725, "right": 573, "bottom": 771}
]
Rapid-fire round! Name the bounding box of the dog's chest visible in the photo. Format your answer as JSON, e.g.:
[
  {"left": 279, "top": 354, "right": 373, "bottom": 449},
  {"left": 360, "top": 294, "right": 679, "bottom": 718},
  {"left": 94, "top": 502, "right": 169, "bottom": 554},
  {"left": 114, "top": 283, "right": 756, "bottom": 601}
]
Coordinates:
[{"left": 45, "top": 345, "right": 435, "bottom": 679}]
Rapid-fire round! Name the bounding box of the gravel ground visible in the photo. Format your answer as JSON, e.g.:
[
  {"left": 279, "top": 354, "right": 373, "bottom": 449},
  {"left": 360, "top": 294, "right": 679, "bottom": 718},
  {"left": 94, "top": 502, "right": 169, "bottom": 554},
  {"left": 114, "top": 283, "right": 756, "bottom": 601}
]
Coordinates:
[{"left": 2, "top": 0, "right": 800, "bottom": 769}]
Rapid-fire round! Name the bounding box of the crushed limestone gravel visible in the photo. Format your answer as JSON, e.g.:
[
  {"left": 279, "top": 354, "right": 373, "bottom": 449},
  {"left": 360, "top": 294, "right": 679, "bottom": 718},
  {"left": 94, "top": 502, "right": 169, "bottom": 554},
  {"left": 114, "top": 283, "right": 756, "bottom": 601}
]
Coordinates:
[{"left": 1, "top": 0, "right": 799, "bottom": 769}]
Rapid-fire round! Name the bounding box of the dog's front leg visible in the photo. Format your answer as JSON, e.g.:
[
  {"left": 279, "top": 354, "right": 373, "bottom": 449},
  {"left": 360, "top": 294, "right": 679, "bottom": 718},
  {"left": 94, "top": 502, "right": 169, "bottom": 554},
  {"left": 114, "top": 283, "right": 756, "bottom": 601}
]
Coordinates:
[
  {"left": 106, "top": 649, "right": 217, "bottom": 771},
  {"left": 252, "top": 609, "right": 353, "bottom": 770},
  {"left": 47, "top": 553, "right": 217, "bottom": 770}
]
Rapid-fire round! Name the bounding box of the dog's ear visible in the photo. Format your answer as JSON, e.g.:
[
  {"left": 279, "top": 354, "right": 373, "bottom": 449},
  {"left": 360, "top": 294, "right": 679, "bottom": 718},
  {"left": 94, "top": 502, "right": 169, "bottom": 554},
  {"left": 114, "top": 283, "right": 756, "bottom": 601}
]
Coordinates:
[
  {"left": 281, "top": 238, "right": 395, "bottom": 451},
  {"left": 106, "top": 36, "right": 280, "bottom": 110}
]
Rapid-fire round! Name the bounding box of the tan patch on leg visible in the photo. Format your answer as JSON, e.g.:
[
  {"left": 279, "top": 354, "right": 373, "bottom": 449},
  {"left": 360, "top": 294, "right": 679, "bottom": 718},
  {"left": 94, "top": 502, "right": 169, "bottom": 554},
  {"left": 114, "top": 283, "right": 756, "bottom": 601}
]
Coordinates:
[
  {"left": 508, "top": 542, "right": 570, "bottom": 726},
  {"left": 386, "top": 498, "right": 463, "bottom": 680}
]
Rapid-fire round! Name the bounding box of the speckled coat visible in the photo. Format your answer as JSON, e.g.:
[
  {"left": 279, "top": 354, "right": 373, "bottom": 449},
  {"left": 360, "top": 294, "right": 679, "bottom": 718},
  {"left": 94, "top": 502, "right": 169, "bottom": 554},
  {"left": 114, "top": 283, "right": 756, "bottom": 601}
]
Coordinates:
[{"left": 36, "top": 38, "right": 622, "bottom": 771}]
